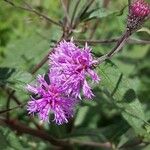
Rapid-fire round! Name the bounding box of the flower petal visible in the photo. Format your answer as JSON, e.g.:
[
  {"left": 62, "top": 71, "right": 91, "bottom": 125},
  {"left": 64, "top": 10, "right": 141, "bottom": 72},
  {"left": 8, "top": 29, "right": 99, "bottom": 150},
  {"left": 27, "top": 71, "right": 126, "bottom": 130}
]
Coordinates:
[{"left": 83, "top": 80, "right": 94, "bottom": 99}]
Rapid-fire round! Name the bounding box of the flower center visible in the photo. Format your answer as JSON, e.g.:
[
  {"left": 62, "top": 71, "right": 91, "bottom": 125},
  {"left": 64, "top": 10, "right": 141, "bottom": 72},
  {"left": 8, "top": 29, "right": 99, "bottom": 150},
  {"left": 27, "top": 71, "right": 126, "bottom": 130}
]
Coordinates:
[{"left": 79, "top": 57, "right": 88, "bottom": 70}]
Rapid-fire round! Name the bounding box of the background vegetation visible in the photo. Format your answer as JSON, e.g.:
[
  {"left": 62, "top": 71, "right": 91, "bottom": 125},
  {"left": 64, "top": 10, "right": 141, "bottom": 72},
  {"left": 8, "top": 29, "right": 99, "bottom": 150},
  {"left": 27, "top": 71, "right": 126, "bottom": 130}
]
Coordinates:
[{"left": 0, "top": 0, "right": 150, "bottom": 149}]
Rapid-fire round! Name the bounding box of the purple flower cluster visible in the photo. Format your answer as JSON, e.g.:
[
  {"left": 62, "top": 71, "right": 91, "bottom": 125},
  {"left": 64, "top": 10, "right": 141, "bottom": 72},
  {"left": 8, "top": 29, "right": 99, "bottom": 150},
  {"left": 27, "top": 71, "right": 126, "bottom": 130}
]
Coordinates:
[
  {"left": 27, "top": 40, "right": 100, "bottom": 124},
  {"left": 49, "top": 40, "right": 100, "bottom": 99},
  {"left": 27, "top": 75, "right": 77, "bottom": 124}
]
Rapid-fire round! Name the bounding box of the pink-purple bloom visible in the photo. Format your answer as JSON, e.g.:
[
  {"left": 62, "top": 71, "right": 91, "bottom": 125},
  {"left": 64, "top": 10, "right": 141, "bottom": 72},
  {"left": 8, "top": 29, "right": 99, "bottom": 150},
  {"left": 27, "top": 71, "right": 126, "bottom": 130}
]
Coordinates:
[
  {"left": 27, "top": 40, "right": 100, "bottom": 124},
  {"left": 127, "top": 0, "right": 150, "bottom": 31},
  {"left": 49, "top": 40, "right": 100, "bottom": 99},
  {"left": 131, "top": 0, "right": 150, "bottom": 17},
  {"left": 27, "top": 74, "right": 76, "bottom": 124}
]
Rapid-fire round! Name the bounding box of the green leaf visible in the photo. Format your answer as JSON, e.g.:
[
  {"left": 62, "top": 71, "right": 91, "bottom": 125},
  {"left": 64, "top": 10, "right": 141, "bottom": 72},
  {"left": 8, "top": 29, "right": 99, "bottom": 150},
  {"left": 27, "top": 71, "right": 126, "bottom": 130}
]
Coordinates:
[
  {"left": 0, "top": 35, "right": 49, "bottom": 71},
  {"left": 98, "top": 63, "right": 147, "bottom": 135},
  {"left": 0, "top": 67, "right": 33, "bottom": 91},
  {"left": 8, "top": 70, "right": 33, "bottom": 91},
  {"left": 117, "top": 129, "right": 136, "bottom": 148},
  {"left": 0, "top": 129, "right": 8, "bottom": 150},
  {"left": 137, "top": 27, "right": 150, "bottom": 35},
  {"left": 145, "top": 125, "right": 150, "bottom": 134},
  {"left": 74, "top": 106, "right": 89, "bottom": 126},
  {"left": 81, "top": 5, "right": 126, "bottom": 21},
  {"left": 88, "top": 8, "right": 115, "bottom": 19},
  {"left": 0, "top": 67, "right": 15, "bottom": 86},
  {"left": 121, "top": 99, "right": 146, "bottom": 133},
  {"left": 65, "top": 119, "right": 129, "bottom": 142}
]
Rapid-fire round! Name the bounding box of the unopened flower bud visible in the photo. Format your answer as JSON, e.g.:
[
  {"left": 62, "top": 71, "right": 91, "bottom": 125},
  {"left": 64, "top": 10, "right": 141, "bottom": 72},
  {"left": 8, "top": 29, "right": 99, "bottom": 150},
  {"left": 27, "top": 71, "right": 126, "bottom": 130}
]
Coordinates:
[{"left": 127, "top": 0, "right": 150, "bottom": 31}]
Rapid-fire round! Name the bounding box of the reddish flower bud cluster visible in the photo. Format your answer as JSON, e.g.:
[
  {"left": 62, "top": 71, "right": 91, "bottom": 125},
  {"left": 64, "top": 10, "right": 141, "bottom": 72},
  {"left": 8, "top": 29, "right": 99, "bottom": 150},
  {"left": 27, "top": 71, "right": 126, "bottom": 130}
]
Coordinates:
[
  {"left": 131, "top": 0, "right": 150, "bottom": 17},
  {"left": 127, "top": 0, "right": 150, "bottom": 31}
]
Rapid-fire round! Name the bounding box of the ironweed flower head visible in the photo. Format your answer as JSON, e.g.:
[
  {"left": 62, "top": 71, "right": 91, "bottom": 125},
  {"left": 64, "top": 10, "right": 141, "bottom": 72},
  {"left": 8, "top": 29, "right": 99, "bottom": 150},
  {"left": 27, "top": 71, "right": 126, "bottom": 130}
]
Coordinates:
[
  {"left": 27, "top": 74, "right": 76, "bottom": 125},
  {"left": 49, "top": 40, "right": 100, "bottom": 99},
  {"left": 127, "top": 0, "right": 150, "bottom": 31},
  {"left": 131, "top": 0, "right": 150, "bottom": 17}
]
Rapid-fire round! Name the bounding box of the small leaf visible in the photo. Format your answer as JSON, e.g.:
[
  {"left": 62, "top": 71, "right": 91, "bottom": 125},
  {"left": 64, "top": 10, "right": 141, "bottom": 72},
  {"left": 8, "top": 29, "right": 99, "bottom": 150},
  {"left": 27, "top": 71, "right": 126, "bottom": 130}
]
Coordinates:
[
  {"left": 137, "top": 27, "right": 150, "bottom": 35},
  {"left": 74, "top": 106, "right": 89, "bottom": 126},
  {"left": 81, "top": 5, "right": 127, "bottom": 21},
  {"left": 0, "top": 67, "right": 15, "bottom": 86},
  {"left": 88, "top": 8, "right": 114, "bottom": 19},
  {"left": 144, "top": 124, "right": 150, "bottom": 135},
  {"left": 0, "top": 129, "right": 8, "bottom": 150},
  {"left": 8, "top": 70, "right": 33, "bottom": 91}
]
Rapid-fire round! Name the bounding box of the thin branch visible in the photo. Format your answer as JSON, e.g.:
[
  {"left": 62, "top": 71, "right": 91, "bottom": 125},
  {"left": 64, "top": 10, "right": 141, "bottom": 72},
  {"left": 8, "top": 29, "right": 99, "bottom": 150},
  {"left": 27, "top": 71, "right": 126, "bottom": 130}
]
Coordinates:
[
  {"left": 30, "top": 36, "right": 63, "bottom": 74},
  {"left": 60, "top": 0, "right": 71, "bottom": 26},
  {"left": 71, "top": 140, "right": 112, "bottom": 149},
  {"left": 103, "top": 31, "right": 130, "bottom": 57},
  {"left": 88, "top": 20, "right": 100, "bottom": 40},
  {"left": 30, "top": 51, "right": 50, "bottom": 74},
  {"left": 0, "top": 103, "right": 26, "bottom": 114},
  {"left": 70, "top": 0, "right": 81, "bottom": 27},
  {"left": 96, "top": 30, "right": 131, "bottom": 64},
  {"left": 103, "top": 0, "right": 110, "bottom": 8},
  {"left": 75, "top": 38, "right": 150, "bottom": 45},
  {"left": 0, "top": 118, "right": 113, "bottom": 149},
  {"left": 111, "top": 74, "right": 123, "bottom": 97},
  {"left": 119, "top": 138, "right": 142, "bottom": 149},
  {"left": 1, "top": 90, "right": 43, "bottom": 130},
  {"left": 22, "top": 0, "right": 33, "bottom": 9},
  {"left": 128, "top": 0, "right": 131, "bottom": 6},
  {"left": 4, "top": 88, "right": 21, "bottom": 105},
  {"left": 128, "top": 0, "right": 131, "bottom": 14},
  {"left": 6, "top": 90, "right": 15, "bottom": 119},
  {"left": 0, "top": 118, "right": 69, "bottom": 147},
  {"left": 4, "top": 0, "right": 62, "bottom": 27},
  {"left": 66, "top": 0, "right": 71, "bottom": 12},
  {"left": 73, "top": 0, "right": 95, "bottom": 28},
  {"left": 88, "top": 0, "right": 110, "bottom": 40}
]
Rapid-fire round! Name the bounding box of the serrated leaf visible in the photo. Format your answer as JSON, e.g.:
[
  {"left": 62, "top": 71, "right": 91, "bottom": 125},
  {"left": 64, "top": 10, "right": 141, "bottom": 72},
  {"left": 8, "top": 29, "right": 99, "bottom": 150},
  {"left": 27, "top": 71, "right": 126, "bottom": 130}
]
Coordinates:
[
  {"left": 121, "top": 99, "right": 146, "bottom": 132},
  {"left": 81, "top": 5, "right": 126, "bottom": 21},
  {"left": 0, "top": 67, "right": 33, "bottom": 91},
  {"left": 8, "top": 70, "right": 33, "bottom": 91},
  {"left": 0, "top": 67, "right": 15, "bottom": 86},
  {"left": 98, "top": 63, "right": 147, "bottom": 135},
  {"left": 0, "top": 35, "right": 49, "bottom": 71},
  {"left": 9, "top": 70, "right": 33, "bottom": 84}
]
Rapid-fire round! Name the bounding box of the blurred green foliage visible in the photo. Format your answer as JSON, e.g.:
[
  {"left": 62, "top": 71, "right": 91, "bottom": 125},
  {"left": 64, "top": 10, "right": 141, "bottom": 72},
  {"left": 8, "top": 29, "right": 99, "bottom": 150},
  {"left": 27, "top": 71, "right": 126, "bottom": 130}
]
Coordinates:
[{"left": 0, "top": 0, "right": 150, "bottom": 149}]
